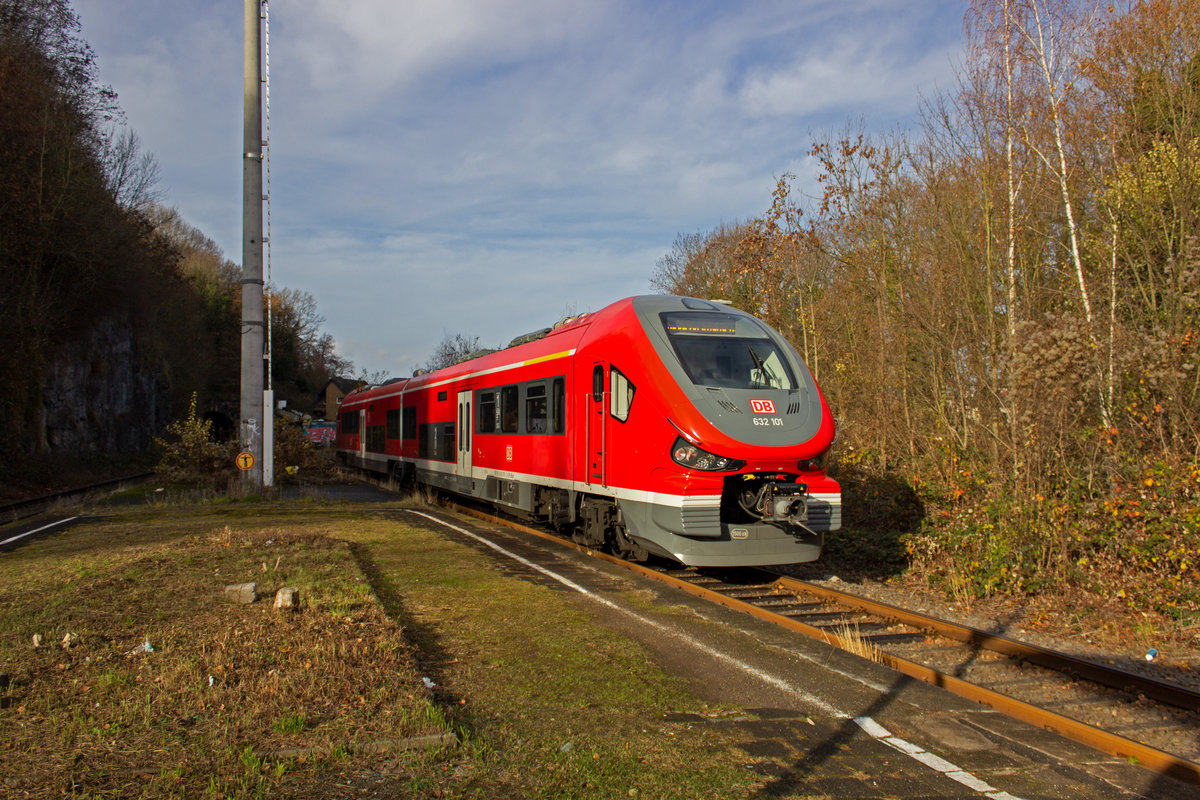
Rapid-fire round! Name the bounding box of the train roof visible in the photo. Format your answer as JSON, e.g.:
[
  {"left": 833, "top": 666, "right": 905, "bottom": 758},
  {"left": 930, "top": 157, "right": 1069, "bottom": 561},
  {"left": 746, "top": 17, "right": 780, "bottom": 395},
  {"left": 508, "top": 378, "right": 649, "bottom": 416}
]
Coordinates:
[
  {"left": 401, "top": 301, "right": 611, "bottom": 390},
  {"left": 341, "top": 297, "right": 641, "bottom": 408},
  {"left": 342, "top": 295, "right": 756, "bottom": 407}
]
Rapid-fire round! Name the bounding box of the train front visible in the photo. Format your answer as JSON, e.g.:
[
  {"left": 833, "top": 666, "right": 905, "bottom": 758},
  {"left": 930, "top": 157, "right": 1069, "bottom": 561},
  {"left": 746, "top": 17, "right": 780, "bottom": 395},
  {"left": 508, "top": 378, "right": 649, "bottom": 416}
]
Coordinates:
[{"left": 622, "top": 296, "right": 841, "bottom": 567}]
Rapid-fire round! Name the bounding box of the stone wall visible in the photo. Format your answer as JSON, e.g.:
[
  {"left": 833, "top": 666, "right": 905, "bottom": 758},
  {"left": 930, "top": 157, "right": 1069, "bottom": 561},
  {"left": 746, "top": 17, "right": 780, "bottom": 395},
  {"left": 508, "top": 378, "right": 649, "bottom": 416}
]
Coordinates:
[{"left": 40, "top": 316, "right": 171, "bottom": 453}]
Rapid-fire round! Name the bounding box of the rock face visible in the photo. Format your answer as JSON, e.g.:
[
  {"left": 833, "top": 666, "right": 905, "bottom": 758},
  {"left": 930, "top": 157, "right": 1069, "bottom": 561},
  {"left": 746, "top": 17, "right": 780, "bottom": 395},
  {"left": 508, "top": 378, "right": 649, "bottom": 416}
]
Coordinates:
[{"left": 40, "top": 316, "right": 170, "bottom": 453}]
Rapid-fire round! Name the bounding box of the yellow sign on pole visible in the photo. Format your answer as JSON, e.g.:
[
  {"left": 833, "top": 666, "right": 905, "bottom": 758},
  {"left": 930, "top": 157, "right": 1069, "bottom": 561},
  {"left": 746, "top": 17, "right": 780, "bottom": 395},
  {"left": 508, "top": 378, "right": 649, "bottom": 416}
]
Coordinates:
[{"left": 236, "top": 451, "right": 256, "bottom": 471}]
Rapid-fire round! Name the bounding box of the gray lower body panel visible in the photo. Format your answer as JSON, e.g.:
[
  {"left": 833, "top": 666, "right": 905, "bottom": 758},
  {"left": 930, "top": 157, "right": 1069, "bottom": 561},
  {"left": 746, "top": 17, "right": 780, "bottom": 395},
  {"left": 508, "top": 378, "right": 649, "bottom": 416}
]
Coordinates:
[
  {"left": 620, "top": 498, "right": 824, "bottom": 567},
  {"left": 416, "top": 468, "right": 534, "bottom": 513}
]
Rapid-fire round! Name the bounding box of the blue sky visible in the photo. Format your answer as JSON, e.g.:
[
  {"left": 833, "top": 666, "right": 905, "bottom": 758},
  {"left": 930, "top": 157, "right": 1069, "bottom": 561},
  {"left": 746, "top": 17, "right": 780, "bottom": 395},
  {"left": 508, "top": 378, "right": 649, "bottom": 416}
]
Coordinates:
[{"left": 75, "top": 0, "right": 966, "bottom": 378}]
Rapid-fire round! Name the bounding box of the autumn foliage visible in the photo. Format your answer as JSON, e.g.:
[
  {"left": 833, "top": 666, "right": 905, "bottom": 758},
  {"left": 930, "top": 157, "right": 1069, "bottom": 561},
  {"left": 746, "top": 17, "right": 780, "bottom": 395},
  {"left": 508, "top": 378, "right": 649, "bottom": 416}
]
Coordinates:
[{"left": 653, "top": 0, "right": 1200, "bottom": 623}]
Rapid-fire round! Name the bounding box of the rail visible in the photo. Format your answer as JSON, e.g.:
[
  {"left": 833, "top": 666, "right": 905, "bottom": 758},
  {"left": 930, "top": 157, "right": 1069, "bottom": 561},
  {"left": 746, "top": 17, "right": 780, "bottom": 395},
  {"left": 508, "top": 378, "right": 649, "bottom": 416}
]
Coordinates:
[{"left": 444, "top": 501, "right": 1200, "bottom": 787}]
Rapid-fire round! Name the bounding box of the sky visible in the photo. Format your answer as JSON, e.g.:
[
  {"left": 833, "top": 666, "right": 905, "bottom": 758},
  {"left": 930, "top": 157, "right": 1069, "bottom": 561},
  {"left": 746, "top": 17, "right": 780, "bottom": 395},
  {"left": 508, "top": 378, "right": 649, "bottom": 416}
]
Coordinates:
[{"left": 75, "top": 0, "right": 967, "bottom": 379}]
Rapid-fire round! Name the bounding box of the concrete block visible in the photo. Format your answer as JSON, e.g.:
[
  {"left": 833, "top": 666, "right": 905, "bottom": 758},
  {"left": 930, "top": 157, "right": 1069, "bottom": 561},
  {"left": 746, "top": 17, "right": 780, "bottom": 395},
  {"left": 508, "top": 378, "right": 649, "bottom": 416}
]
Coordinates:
[
  {"left": 273, "top": 587, "right": 299, "bottom": 611},
  {"left": 224, "top": 582, "right": 257, "bottom": 604}
]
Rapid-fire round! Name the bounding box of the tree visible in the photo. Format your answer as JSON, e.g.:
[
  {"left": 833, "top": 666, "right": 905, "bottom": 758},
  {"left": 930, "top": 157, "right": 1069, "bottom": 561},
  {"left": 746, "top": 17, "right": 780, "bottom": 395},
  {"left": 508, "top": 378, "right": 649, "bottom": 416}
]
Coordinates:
[
  {"left": 101, "top": 127, "right": 162, "bottom": 212},
  {"left": 0, "top": 0, "right": 128, "bottom": 451},
  {"left": 0, "top": 0, "right": 356, "bottom": 465},
  {"left": 268, "top": 288, "right": 355, "bottom": 406},
  {"left": 423, "top": 332, "right": 483, "bottom": 372},
  {"left": 650, "top": 231, "right": 708, "bottom": 294}
]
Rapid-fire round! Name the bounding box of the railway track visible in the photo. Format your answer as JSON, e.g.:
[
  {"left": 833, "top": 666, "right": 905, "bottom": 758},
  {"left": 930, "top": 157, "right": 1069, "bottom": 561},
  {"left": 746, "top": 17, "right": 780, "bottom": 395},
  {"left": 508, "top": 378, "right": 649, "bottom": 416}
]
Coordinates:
[
  {"left": 447, "top": 501, "right": 1200, "bottom": 787},
  {"left": 0, "top": 472, "right": 153, "bottom": 524},
  {"left": 672, "top": 567, "right": 1200, "bottom": 784}
]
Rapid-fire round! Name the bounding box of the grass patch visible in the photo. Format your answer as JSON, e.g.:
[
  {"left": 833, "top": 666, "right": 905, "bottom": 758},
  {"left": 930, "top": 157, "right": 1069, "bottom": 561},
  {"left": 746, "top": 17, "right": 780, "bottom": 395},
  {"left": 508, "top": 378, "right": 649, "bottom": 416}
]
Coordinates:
[
  {"left": 349, "top": 516, "right": 758, "bottom": 799},
  {"left": 1, "top": 498, "right": 767, "bottom": 798},
  {"left": 0, "top": 506, "right": 445, "bottom": 797}
]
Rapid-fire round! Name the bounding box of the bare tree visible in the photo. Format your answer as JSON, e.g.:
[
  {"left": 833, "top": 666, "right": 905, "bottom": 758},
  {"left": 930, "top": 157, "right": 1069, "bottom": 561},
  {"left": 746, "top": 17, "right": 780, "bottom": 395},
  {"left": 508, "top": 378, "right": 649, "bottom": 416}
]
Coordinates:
[
  {"left": 650, "top": 231, "right": 708, "bottom": 294},
  {"left": 1010, "top": 0, "right": 1102, "bottom": 328},
  {"left": 423, "top": 332, "right": 483, "bottom": 372},
  {"left": 101, "top": 127, "right": 161, "bottom": 211}
]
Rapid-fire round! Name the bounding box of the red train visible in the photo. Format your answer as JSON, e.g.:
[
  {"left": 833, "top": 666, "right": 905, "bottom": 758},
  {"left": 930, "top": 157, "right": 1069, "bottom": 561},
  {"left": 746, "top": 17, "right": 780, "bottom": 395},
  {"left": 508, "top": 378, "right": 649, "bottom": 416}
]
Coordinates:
[{"left": 335, "top": 295, "right": 840, "bottom": 567}]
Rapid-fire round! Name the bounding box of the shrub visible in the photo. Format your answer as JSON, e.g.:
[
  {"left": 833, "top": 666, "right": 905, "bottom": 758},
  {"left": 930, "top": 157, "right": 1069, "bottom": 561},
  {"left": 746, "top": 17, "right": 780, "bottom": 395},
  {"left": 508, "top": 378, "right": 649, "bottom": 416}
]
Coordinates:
[{"left": 153, "top": 393, "right": 236, "bottom": 486}]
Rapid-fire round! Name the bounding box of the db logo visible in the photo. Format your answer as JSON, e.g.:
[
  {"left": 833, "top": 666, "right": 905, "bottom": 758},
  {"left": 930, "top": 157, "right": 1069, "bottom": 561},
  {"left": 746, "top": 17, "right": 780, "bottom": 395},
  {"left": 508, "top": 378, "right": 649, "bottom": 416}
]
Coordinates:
[{"left": 750, "top": 399, "right": 776, "bottom": 414}]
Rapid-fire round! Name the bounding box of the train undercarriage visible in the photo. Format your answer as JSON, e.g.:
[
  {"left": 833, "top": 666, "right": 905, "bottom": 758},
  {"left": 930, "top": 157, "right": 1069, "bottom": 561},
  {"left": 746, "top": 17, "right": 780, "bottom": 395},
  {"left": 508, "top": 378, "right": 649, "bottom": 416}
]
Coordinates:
[{"left": 338, "top": 451, "right": 829, "bottom": 567}]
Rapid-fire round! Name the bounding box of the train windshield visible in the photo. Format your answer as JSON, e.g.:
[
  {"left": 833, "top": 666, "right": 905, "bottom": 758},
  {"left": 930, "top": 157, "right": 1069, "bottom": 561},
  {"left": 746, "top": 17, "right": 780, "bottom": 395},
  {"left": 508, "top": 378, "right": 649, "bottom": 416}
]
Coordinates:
[{"left": 660, "top": 311, "right": 797, "bottom": 391}]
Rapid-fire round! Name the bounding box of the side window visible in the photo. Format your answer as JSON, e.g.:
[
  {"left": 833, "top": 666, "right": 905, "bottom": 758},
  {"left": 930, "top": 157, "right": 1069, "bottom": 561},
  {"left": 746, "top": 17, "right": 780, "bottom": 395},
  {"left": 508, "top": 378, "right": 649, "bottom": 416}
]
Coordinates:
[
  {"left": 366, "top": 425, "right": 386, "bottom": 453},
  {"left": 552, "top": 377, "right": 565, "bottom": 434},
  {"left": 386, "top": 409, "right": 400, "bottom": 440},
  {"left": 478, "top": 390, "right": 496, "bottom": 433},
  {"left": 339, "top": 411, "right": 359, "bottom": 435},
  {"left": 525, "top": 384, "right": 548, "bottom": 433},
  {"left": 402, "top": 406, "right": 417, "bottom": 439},
  {"left": 592, "top": 365, "right": 604, "bottom": 402},
  {"left": 500, "top": 385, "right": 519, "bottom": 433},
  {"left": 610, "top": 368, "right": 635, "bottom": 422}
]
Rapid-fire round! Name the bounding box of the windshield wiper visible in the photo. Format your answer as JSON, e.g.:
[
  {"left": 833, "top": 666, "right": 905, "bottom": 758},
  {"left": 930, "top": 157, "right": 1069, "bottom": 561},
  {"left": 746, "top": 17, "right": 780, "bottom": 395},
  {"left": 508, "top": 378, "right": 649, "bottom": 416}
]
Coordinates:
[{"left": 746, "top": 345, "right": 776, "bottom": 388}]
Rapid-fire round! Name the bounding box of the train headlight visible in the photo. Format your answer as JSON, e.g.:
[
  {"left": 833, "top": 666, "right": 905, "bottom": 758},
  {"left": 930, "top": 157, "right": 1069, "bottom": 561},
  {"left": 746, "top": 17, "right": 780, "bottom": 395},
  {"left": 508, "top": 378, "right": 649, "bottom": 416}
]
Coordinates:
[{"left": 670, "top": 436, "right": 745, "bottom": 471}]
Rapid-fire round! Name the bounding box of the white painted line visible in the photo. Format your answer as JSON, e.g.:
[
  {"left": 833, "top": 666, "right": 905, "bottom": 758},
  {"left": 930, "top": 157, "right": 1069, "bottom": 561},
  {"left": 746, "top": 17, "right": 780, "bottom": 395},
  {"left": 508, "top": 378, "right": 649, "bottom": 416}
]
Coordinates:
[
  {"left": 855, "top": 717, "right": 1025, "bottom": 800},
  {"left": 910, "top": 748, "right": 964, "bottom": 774},
  {"left": 884, "top": 736, "right": 926, "bottom": 757},
  {"left": 408, "top": 510, "right": 1027, "bottom": 799},
  {"left": 947, "top": 771, "right": 998, "bottom": 793},
  {"left": 0, "top": 516, "right": 79, "bottom": 547},
  {"left": 407, "top": 510, "right": 842, "bottom": 717},
  {"left": 852, "top": 715, "right": 892, "bottom": 739}
]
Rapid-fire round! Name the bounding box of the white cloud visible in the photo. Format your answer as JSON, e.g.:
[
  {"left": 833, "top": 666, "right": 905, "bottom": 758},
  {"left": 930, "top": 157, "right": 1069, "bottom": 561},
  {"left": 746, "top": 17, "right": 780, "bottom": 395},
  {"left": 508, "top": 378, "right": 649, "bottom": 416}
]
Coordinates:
[
  {"left": 739, "top": 47, "right": 953, "bottom": 118},
  {"left": 284, "top": 0, "right": 610, "bottom": 107},
  {"left": 76, "top": 0, "right": 965, "bottom": 379}
]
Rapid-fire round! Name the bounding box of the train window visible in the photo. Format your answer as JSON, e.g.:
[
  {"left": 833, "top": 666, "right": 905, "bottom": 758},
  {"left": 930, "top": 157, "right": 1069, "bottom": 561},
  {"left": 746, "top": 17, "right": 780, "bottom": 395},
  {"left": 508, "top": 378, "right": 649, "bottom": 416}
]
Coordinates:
[
  {"left": 661, "top": 311, "right": 797, "bottom": 391},
  {"left": 416, "top": 422, "right": 455, "bottom": 462},
  {"left": 438, "top": 390, "right": 447, "bottom": 401},
  {"left": 500, "top": 385, "right": 519, "bottom": 433},
  {"left": 525, "top": 384, "right": 548, "bottom": 434},
  {"left": 477, "top": 390, "right": 496, "bottom": 433},
  {"left": 366, "top": 425, "right": 386, "bottom": 453},
  {"left": 592, "top": 365, "right": 604, "bottom": 402},
  {"left": 610, "top": 368, "right": 635, "bottom": 422},
  {"left": 402, "top": 406, "right": 417, "bottom": 439},
  {"left": 552, "top": 377, "right": 565, "bottom": 433},
  {"left": 339, "top": 412, "right": 359, "bottom": 435},
  {"left": 386, "top": 409, "right": 400, "bottom": 440}
]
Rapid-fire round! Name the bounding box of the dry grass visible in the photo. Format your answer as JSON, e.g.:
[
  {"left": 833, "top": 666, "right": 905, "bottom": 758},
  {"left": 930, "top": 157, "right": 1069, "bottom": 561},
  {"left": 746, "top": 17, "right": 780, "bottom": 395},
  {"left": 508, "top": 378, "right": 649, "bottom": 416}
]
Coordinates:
[
  {"left": 0, "top": 514, "right": 448, "bottom": 798},
  {"left": 830, "top": 621, "right": 884, "bottom": 664},
  {"left": 0, "top": 500, "right": 764, "bottom": 798}
]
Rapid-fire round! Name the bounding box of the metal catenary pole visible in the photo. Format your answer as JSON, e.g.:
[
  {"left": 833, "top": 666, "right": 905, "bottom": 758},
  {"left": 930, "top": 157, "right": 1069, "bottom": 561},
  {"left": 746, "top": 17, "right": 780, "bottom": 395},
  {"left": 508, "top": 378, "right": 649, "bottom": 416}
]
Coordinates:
[
  {"left": 240, "top": 0, "right": 265, "bottom": 486},
  {"left": 262, "top": 0, "right": 274, "bottom": 487}
]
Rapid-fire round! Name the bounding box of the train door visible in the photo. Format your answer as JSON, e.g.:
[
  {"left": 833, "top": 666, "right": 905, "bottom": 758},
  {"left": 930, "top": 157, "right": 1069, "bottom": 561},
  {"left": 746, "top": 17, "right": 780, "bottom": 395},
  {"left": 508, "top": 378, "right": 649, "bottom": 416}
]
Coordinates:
[
  {"left": 587, "top": 363, "right": 606, "bottom": 487},
  {"left": 456, "top": 390, "right": 472, "bottom": 479},
  {"left": 357, "top": 409, "right": 366, "bottom": 460}
]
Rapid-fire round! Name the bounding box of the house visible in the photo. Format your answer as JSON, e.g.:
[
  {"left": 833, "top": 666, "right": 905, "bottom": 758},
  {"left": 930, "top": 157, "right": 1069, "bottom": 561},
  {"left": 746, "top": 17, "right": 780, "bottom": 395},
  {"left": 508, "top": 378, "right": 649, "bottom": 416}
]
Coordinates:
[{"left": 312, "top": 377, "right": 362, "bottom": 421}]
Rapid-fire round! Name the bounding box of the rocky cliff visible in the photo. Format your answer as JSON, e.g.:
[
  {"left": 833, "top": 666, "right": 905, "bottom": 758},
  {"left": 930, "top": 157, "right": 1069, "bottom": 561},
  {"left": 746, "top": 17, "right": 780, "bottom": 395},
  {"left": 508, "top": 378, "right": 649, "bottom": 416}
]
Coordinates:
[{"left": 40, "top": 316, "right": 171, "bottom": 453}]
